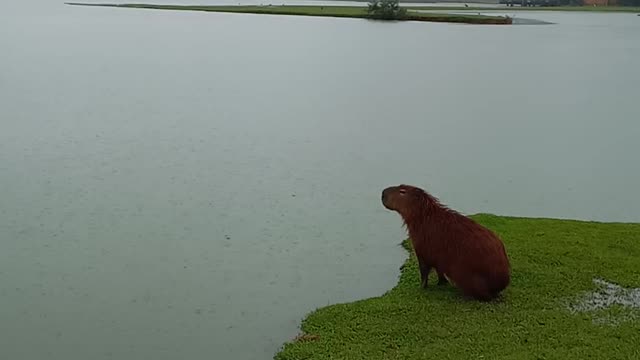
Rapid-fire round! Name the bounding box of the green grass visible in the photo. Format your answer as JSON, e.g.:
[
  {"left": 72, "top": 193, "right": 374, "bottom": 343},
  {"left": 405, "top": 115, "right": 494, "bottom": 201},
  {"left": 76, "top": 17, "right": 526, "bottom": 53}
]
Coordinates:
[
  {"left": 407, "top": 5, "right": 640, "bottom": 12},
  {"left": 275, "top": 214, "right": 640, "bottom": 360},
  {"left": 65, "top": 3, "right": 513, "bottom": 24}
]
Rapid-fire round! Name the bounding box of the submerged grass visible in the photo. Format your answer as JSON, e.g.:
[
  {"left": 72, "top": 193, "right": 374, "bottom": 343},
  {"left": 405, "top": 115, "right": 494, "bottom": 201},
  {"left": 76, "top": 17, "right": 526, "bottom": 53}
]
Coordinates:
[
  {"left": 275, "top": 214, "right": 640, "bottom": 359},
  {"left": 407, "top": 5, "right": 640, "bottom": 12},
  {"left": 65, "top": 3, "right": 513, "bottom": 24}
]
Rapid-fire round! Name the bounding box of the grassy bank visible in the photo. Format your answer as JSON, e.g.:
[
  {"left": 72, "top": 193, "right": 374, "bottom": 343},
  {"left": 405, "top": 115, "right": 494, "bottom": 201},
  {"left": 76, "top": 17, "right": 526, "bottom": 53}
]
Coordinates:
[
  {"left": 65, "top": 3, "right": 513, "bottom": 24},
  {"left": 275, "top": 214, "right": 640, "bottom": 359},
  {"left": 408, "top": 5, "right": 640, "bottom": 12}
]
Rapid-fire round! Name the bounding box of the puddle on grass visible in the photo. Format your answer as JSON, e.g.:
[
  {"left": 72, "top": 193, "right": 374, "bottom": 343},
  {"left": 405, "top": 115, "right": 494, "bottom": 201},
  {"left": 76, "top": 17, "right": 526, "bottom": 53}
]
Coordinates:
[{"left": 568, "top": 278, "right": 640, "bottom": 326}]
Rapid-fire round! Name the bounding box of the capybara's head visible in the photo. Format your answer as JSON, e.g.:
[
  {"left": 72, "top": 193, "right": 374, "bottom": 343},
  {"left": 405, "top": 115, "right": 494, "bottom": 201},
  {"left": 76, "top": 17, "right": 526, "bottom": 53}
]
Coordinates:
[{"left": 381, "top": 184, "right": 425, "bottom": 216}]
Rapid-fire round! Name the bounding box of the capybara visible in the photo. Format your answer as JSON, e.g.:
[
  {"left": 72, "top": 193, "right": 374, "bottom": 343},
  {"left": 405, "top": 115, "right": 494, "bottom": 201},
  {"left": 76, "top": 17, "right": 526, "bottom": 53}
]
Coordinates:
[{"left": 381, "top": 184, "right": 510, "bottom": 301}]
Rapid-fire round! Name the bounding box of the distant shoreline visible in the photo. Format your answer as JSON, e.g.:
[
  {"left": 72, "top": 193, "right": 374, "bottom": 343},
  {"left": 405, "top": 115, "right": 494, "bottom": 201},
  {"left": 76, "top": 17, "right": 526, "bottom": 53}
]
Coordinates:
[{"left": 64, "top": 2, "right": 640, "bottom": 14}]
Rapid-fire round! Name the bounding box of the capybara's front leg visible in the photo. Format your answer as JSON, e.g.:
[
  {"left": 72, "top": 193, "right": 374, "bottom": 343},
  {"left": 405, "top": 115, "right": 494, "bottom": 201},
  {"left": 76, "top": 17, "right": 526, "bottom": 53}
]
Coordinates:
[
  {"left": 437, "top": 270, "right": 448, "bottom": 286},
  {"left": 417, "top": 256, "right": 431, "bottom": 288}
]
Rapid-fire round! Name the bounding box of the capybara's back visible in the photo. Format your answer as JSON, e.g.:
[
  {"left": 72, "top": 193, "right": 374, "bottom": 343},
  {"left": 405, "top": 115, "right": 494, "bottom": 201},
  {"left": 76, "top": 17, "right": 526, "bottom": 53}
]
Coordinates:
[{"left": 381, "top": 184, "right": 510, "bottom": 301}]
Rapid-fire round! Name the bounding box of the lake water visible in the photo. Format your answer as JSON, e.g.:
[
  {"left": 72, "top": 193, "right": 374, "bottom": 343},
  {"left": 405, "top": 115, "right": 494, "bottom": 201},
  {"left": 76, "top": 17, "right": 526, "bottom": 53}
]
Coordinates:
[{"left": 1, "top": 1, "right": 639, "bottom": 359}]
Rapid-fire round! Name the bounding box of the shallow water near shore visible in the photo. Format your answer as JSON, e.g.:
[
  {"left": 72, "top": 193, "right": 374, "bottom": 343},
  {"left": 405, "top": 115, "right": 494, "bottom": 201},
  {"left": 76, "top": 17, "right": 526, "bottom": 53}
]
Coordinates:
[{"left": 1, "top": 1, "right": 639, "bottom": 359}]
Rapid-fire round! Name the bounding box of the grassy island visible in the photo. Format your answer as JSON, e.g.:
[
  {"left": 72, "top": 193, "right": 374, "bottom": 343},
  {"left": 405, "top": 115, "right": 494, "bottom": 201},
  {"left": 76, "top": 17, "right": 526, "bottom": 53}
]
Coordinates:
[{"left": 65, "top": 3, "right": 514, "bottom": 25}]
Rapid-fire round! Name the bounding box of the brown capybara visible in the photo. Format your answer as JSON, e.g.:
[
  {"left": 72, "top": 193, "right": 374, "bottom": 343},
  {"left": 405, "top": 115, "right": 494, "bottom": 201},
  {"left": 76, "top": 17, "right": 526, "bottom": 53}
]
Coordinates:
[{"left": 381, "top": 184, "right": 510, "bottom": 301}]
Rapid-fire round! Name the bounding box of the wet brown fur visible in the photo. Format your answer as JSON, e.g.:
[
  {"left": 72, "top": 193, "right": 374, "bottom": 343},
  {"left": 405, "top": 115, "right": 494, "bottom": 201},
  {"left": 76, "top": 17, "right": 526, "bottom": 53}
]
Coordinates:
[{"left": 381, "top": 184, "right": 510, "bottom": 301}]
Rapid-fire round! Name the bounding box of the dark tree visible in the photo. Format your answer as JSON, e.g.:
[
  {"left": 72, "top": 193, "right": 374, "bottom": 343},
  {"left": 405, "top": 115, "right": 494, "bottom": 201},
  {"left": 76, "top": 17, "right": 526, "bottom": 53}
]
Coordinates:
[{"left": 367, "top": 0, "right": 408, "bottom": 20}]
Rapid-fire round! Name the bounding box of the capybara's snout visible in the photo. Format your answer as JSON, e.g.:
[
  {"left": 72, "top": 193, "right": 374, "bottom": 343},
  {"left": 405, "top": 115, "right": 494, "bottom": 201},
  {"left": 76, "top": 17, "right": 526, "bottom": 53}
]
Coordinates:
[{"left": 381, "top": 186, "right": 396, "bottom": 210}]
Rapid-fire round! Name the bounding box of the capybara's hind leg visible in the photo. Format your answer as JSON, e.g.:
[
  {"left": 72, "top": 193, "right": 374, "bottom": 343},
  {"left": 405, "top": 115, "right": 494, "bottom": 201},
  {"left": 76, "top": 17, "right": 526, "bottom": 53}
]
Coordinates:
[{"left": 460, "top": 274, "right": 494, "bottom": 301}]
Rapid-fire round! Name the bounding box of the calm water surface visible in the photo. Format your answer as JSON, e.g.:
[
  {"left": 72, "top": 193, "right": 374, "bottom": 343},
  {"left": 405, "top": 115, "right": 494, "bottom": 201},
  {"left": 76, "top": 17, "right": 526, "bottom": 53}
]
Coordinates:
[{"left": 1, "top": 1, "right": 639, "bottom": 359}]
